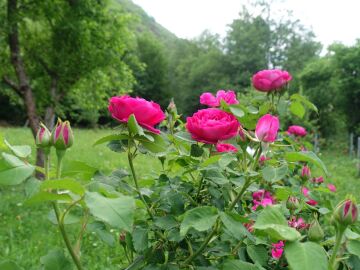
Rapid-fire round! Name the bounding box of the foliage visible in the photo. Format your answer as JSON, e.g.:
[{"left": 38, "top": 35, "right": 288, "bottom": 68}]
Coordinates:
[{"left": 1, "top": 75, "right": 359, "bottom": 270}]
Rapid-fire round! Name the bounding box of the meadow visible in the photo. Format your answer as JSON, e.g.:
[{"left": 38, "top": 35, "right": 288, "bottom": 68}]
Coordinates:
[{"left": 0, "top": 127, "right": 359, "bottom": 269}]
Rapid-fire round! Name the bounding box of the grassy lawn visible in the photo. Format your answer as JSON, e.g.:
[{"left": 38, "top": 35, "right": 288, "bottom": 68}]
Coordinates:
[{"left": 0, "top": 127, "right": 359, "bottom": 269}]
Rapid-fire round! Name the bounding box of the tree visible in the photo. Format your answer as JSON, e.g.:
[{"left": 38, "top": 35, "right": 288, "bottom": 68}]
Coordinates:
[{"left": 0, "top": 0, "right": 135, "bottom": 165}]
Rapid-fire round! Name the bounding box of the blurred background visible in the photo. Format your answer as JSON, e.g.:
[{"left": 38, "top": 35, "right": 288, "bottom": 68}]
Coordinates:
[{"left": 1, "top": 0, "right": 360, "bottom": 139}]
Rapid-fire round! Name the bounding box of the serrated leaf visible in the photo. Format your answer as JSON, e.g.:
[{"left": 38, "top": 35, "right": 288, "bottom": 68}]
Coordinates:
[
  {"left": 254, "top": 206, "right": 300, "bottom": 241},
  {"left": 285, "top": 241, "right": 328, "bottom": 270},
  {"left": 62, "top": 160, "right": 98, "bottom": 181},
  {"left": 180, "top": 206, "right": 218, "bottom": 236},
  {"left": 40, "top": 179, "right": 85, "bottom": 195},
  {"left": 85, "top": 192, "right": 135, "bottom": 231},
  {"left": 133, "top": 227, "right": 148, "bottom": 253},
  {"left": 285, "top": 151, "right": 328, "bottom": 175},
  {"left": 4, "top": 139, "right": 31, "bottom": 158},
  {"left": 93, "top": 134, "right": 129, "bottom": 146},
  {"left": 0, "top": 153, "right": 34, "bottom": 185},
  {"left": 347, "top": 240, "right": 360, "bottom": 258},
  {"left": 26, "top": 191, "right": 72, "bottom": 204},
  {"left": 219, "top": 212, "right": 254, "bottom": 242},
  {"left": 262, "top": 165, "right": 288, "bottom": 183},
  {"left": 290, "top": 101, "right": 305, "bottom": 118}
]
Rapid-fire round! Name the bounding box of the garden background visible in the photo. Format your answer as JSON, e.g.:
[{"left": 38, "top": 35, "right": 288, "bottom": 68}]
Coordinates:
[{"left": 1, "top": 0, "right": 360, "bottom": 269}]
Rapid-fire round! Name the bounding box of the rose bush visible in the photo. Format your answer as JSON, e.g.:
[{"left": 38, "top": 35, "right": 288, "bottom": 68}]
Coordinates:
[{"left": 1, "top": 69, "right": 359, "bottom": 270}]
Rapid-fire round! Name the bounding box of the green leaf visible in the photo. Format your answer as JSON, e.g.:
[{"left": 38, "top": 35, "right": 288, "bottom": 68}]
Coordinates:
[
  {"left": 174, "top": 131, "right": 197, "bottom": 143},
  {"left": 128, "top": 114, "right": 149, "bottom": 140},
  {"left": 229, "top": 105, "right": 245, "bottom": 118},
  {"left": 137, "top": 133, "right": 168, "bottom": 154},
  {"left": 40, "top": 248, "right": 72, "bottom": 270},
  {"left": 87, "top": 221, "right": 115, "bottom": 247},
  {"left": 26, "top": 191, "right": 73, "bottom": 204},
  {"left": 40, "top": 178, "right": 85, "bottom": 195},
  {"left": 253, "top": 206, "right": 300, "bottom": 241},
  {"left": 285, "top": 241, "right": 328, "bottom": 270},
  {"left": 48, "top": 210, "right": 80, "bottom": 225},
  {"left": 0, "top": 153, "right": 34, "bottom": 185},
  {"left": 285, "top": 151, "right": 328, "bottom": 175},
  {"left": 85, "top": 192, "right": 135, "bottom": 231},
  {"left": 180, "top": 206, "right": 218, "bottom": 236},
  {"left": 190, "top": 144, "right": 204, "bottom": 157},
  {"left": 290, "top": 101, "right": 305, "bottom": 118},
  {"left": 133, "top": 227, "right": 148, "bottom": 253},
  {"left": 4, "top": 139, "right": 31, "bottom": 158},
  {"left": 200, "top": 155, "right": 222, "bottom": 168},
  {"left": 347, "top": 240, "right": 360, "bottom": 258},
  {"left": 222, "top": 260, "right": 264, "bottom": 270},
  {"left": 154, "top": 216, "right": 178, "bottom": 230},
  {"left": 24, "top": 177, "right": 41, "bottom": 198},
  {"left": 291, "top": 93, "right": 318, "bottom": 113},
  {"left": 93, "top": 134, "right": 129, "bottom": 146},
  {"left": 247, "top": 245, "right": 268, "bottom": 266},
  {"left": 219, "top": 212, "right": 254, "bottom": 242},
  {"left": 0, "top": 260, "right": 23, "bottom": 270},
  {"left": 62, "top": 160, "right": 98, "bottom": 181},
  {"left": 262, "top": 165, "right": 288, "bottom": 183}
]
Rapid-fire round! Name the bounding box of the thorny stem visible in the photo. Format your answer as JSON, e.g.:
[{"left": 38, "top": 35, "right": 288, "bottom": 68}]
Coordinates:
[
  {"left": 329, "top": 226, "right": 346, "bottom": 270},
  {"left": 127, "top": 148, "right": 154, "bottom": 220},
  {"left": 51, "top": 150, "right": 83, "bottom": 270}
]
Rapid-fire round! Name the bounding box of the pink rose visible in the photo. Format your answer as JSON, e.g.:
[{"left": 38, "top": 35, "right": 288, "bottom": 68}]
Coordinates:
[
  {"left": 271, "top": 241, "right": 284, "bottom": 259},
  {"left": 288, "top": 217, "right": 309, "bottom": 230},
  {"left": 216, "top": 143, "right": 238, "bottom": 153},
  {"left": 252, "top": 69, "right": 292, "bottom": 92},
  {"left": 255, "top": 114, "right": 280, "bottom": 142},
  {"left": 200, "top": 90, "right": 238, "bottom": 107},
  {"left": 287, "top": 125, "right": 307, "bottom": 137},
  {"left": 186, "top": 108, "right": 240, "bottom": 144},
  {"left": 312, "top": 176, "right": 324, "bottom": 184},
  {"left": 302, "top": 187, "right": 310, "bottom": 197},
  {"left": 301, "top": 165, "right": 311, "bottom": 179},
  {"left": 109, "top": 96, "right": 165, "bottom": 134},
  {"left": 200, "top": 92, "right": 218, "bottom": 107},
  {"left": 327, "top": 184, "right": 336, "bottom": 192},
  {"left": 252, "top": 190, "right": 275, "bottom": 210}
]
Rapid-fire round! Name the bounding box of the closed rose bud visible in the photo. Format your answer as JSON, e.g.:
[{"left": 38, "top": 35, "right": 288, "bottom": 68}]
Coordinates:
[
  {"left": 119, "top": 231, "right": 126, "bottom": 244},
  {"left": 167, "top": 99, "right": 177, "bottom": 114},
  {"left": 333, "top": 199, "right": 358, "bottom": 227},
  {"left": 36, "top": 123, "right": 51, "bottom": 149},
  {"left": 51, "top": 119, "right": 74, "bottom": 150},
  {"left": 255, "top": 114, "right": 280, "bottom": 143},
  {"left": 308, "top": 219, "right": 324, "bottom": 242},
  {"left": 286, "top": 196, "right": 300, "bottom": 211},
  {"left": 301, "top": 165, "right": 311, "bottom": 180}
]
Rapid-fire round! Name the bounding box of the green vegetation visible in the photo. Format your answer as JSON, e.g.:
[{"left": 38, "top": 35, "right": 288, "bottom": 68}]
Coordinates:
[
  {"left": 0, "top": 128, "right": 359, "bottom": 269},
  {"left": 0, "top": 127, "right": 161, "bottom": 269}
]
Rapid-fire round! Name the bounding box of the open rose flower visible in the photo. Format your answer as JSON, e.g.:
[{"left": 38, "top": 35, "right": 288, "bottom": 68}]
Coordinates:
[
  {"left": 200, "top": 90, "right": 238, "bottom": 107},
  {"left": 216, "top": 143, "right": 238, "bottom": 153},
  {"left": 287, "top": 125, "right": 307, "bottom": 137},
  {"left": 186, "top": 109, "right": 240, "bottom": 144},
  {"left": 252, "top": 69, "right": 292, "bottom": 92},
  {"left": 271, "top": 241, "right": 284, "bottom": 259},
  {"left": 108, "top": 96, "right": 165, "bottom": 134},
  {"left": 255, "top": 114, "right": 280, "bottom": 142},
  {"left": 302, "top": 187, "right": 318, "bottom": 206},
  {"left": 252, "top": 190, "right": 275, "bottom": 210},
  {"left": 288, "top": 217, "right": 309, "bottom": 230}
]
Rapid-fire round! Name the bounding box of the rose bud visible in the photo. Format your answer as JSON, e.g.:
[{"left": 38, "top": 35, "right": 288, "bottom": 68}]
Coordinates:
[
  {"left": 286, "top": 196, "right": 300, "bottom": 211},
  {"left": 36, "top": 123, "right": 51, "bottom": 149},
  {"left": 255, "top": 114, "right": 280, "bottom": 143},
  {"left": 333, "top": 198, "right": 358, "bottom": 227},
  {"left": 119, "top": 231, "right": 126, "bottom": 245},
  {"left": 287, "top": 125, "right": 307, "bottom": 137},
  {"left": 308, "top": 219, "right": 324, "bottom": 242},
  {"left": 51, "top": 119, "right": 74, "bottom": 150},
  {"left": 301, "top": 165, "right": 311, "bottom": 180}
]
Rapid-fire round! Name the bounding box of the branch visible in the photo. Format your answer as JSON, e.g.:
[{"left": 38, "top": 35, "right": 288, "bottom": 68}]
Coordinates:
[{"left": 2, "top": 75, "right": 22, "bottom": 95}]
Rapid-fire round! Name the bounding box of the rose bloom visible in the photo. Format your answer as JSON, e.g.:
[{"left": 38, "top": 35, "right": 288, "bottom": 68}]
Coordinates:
[
  {"left": 287, "top": 125, "right": 307, "bottom": 137},
  {"left": 252, "top": 190, "right": 275, "bottom": 210},
  {"left": 216, "top": 143, "right": 238, "bottom": 153},
  {"left": 200, "top": 90, "right": 238, "bottom": 107},
  {"left": 301, "top": 165, "right": 311, "bottom": 179},
  {"left": 288, "top": 217, "right": 309, "bottom": 230},
  {"left": 255, "top": 114, "right": 280, "bottom": 142},
  {"left": 252, "top": 69, "right": 292, "bottom": 92},
  {"left": 271, "top": 241, "right": 284, "bottom": 260},
  {"left": 312, "top": 176, "right": 324, "bottom": 184},
  {"left": 186, "top": 108, "right": 240, "bottom": 144},
  {"left": 109, "top": 96, "right": 165, "bottom": 134}
]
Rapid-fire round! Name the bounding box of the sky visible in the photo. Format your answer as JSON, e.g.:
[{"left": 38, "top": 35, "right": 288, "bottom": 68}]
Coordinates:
[{"left": 132, "top": 0, "right": 360, "bottom": 50}]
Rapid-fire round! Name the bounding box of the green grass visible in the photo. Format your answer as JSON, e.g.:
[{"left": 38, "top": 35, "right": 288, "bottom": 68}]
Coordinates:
[
  {"left": 0, "top": 127, "right": 161, "bottom": 269},
  {"left": 0, "top": 127, "right": 359, "bottom": 269}
]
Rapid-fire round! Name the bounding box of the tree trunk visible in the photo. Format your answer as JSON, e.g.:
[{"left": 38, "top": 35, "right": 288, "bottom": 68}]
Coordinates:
[{"left": 7, "top": 0, "right": 43, "bottom": 174}]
